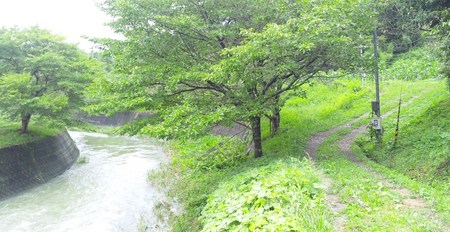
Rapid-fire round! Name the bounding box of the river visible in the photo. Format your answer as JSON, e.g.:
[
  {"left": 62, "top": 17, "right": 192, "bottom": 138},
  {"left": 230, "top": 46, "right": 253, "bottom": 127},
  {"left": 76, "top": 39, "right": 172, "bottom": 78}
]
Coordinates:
[{"left": 0, "top": 131, "right": 170, "bottom": 232}]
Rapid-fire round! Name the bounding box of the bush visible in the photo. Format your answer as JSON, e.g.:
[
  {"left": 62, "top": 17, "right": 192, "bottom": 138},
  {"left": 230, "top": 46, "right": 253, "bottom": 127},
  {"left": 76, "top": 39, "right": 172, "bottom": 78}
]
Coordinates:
[
  {"left": 171, "top": 135, "right": 249, "bottom": 171},
  {"left": 200, "top": 158, "right": 332, "bottom": 232},
  {"left": 381, "top": 47, "right": 443, "bottom": 81}
]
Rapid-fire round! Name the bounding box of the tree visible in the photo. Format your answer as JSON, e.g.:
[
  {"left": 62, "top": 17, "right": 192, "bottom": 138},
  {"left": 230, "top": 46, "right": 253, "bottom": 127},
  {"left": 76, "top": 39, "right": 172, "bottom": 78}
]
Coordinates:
[
  {"left": 377, "top": 0, "right": 450, "bottom": 87},
  {"left": 0, "top": 27, "right": 98, "bottom": 133},
  {"left": 91, "top": 0, "right": 306, "bottom": 115},
  {"left": 91, "top": 0, "right": 372, "bottom": 157},
  {"left": 426, "top": 0, "right": 450, "bottom": 89}
]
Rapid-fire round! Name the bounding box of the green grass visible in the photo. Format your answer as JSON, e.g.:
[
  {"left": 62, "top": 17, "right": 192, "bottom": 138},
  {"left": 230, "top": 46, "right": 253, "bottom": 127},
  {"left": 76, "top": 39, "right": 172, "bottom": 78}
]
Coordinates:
[
  {"left": 67, "top": 119, "right": 119, "bottom": 135},
  {"left": 351, "top": 142, "right": 450, "bottom": 226},
  {"left": 148, "top": 79, "right": 449, "bottom": 231},
  {"left": 358, "top": 92, "right": 449, "bottom": 190},
  {"left": 0, "top": 120, "right": 62, "bottom": 148},
  {"left": 317, "top": 132, "right": 447, "bottom": 231},
  {"left": 149, "top": 78, "right": 375, "bottom": 231},
  {"left": 312, "top": 80, "right": 450, "bottom": 230},
  {"left": 353, "top": 81, "right": 450, "bottom": 223}
]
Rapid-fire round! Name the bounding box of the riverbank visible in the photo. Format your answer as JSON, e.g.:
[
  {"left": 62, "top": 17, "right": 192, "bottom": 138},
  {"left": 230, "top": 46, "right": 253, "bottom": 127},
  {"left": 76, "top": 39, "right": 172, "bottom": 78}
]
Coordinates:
[
  {"left": 149, "top": 79, "right": 449, "bottom": 231},
  {"left": 0, "top": 130, "right": 79, "bottom": 200},
  {"left": 0, "top": 131, "right": 169, "bottom": 231}
]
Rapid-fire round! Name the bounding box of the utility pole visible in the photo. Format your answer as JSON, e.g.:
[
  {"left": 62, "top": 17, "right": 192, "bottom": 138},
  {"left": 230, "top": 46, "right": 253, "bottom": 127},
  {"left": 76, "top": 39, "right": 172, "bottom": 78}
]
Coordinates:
[
  {"left": 360, "top": 33, "right": 365, "bottom": 86},
  {"left": 372, "top": 28, "right": 382, "bottom": 144}
]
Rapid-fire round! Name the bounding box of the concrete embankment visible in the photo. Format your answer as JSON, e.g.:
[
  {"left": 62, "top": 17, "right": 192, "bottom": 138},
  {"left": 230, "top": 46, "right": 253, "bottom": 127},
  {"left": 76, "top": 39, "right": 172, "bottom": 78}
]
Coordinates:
[
  {"left": 77, "top": 112, "right": 152, "bottom": 126},
  {"left": 0, "top": 130, "right": 79, "bottom": 200}
]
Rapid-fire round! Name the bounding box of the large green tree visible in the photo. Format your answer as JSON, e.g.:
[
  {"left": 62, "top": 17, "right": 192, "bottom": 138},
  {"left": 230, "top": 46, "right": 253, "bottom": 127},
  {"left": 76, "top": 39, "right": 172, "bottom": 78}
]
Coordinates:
[
  {"left": 90, "top": 0, "right": 372, "bottom": 157},
  {"left": 0, "top": 27, "right": 98, "bottom": 133}
]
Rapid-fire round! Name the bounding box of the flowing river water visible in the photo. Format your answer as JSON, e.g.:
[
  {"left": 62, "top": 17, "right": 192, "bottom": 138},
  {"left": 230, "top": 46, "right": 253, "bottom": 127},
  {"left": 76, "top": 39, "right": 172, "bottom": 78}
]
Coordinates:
[{"left": 0, "top": 131, "right": 170, "bottom": 232}]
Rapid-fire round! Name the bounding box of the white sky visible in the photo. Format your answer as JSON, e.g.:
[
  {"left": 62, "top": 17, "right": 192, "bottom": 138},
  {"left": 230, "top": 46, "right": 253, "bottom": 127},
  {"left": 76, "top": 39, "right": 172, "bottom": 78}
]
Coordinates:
[{"left": 0, "top": 0, "right": 120, "bottom": 51}]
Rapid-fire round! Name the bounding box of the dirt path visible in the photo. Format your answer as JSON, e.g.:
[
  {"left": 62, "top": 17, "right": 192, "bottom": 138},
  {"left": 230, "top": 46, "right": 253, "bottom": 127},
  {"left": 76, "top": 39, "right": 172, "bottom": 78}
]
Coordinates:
[
  {"left": 305, "top": 97, "right": 446, "bottom": 230},
  {"left": 304, "top": 113, "right": 368, "bottom": 161},
  {"left": 337, "top": 98, "right": 432, "bottom": 210},
  {"left": 304, "top": 115, "right": 369, "bottom": 231}
]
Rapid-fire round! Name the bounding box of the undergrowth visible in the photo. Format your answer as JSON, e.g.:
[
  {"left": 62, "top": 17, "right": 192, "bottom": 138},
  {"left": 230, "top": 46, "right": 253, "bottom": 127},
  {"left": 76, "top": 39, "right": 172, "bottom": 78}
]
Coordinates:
[
  {"left": 200, "top": 158, "right": 332, "bottom": 231},
  {"left": 148, "top": 79, "right": 449, "bottom": 231}
]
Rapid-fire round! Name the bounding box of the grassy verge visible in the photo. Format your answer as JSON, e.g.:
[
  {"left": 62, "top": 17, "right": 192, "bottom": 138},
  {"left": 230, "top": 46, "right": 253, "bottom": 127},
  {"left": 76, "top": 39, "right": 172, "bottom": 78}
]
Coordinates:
[
  {"left": 317, "top": 132, "right": 447, "bottom": 231},
  {"left": 310, "top": 80, "right": 450, "bottom": 230},
  {"left": 351, "top": 142, "right": 450, "bottom": 225},
  {"left": 0, "top": 117, "right": 120, "bottom": 148},
  {"left": 358, "top": 86, "right": 449, "bottom": 191},
  {"left": 0, "top": 120, "right": 62, "bottom": 148},
  {"left": 353, "top": 81, "right": 450, "bottom": 222},
  {"left": 148, "top": 79, "right": 448, "bottom": 231}
]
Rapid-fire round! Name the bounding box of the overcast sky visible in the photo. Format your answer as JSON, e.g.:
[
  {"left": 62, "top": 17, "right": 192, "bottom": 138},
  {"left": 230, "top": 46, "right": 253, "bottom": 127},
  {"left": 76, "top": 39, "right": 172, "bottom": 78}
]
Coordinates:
[{"left": 0, "top": 0, "right": 119, "bottom": 51}]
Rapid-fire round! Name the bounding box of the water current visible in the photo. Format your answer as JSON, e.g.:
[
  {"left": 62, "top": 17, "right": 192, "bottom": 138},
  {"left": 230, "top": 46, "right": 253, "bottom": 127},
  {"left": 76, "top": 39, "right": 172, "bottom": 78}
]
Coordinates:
[{"left": 0, "top": 131, "right": 169, "bottom": 232}]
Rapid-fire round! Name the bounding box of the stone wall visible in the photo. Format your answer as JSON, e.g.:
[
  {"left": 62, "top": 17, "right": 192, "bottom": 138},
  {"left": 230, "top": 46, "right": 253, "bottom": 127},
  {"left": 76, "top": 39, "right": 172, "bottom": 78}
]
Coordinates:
[
  {"left": 77, "top": 112, "right": 152, "bottom": 126},
  {"left": 0, "top": 130, "right": 79, "bottom": 200}
]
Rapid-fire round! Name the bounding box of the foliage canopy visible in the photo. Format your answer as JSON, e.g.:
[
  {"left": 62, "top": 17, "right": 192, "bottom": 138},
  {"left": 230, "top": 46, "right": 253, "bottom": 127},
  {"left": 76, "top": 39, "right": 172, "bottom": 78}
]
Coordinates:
[
  {"left": 0, "top": 27, "right": 99, "bottom": 133},
  {"left": 89, "top": 0, "right": 374, "bottom": 157}
]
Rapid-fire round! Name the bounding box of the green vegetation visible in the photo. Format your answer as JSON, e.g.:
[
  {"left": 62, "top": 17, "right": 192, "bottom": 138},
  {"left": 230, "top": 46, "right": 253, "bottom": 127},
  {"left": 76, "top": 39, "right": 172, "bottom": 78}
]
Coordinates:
[
  {"left": 148, "top": 78, "right": 368, "bottom": 230},
  {"left": 0, "top": 27, "right": 100, "bottom": 134},
  {"left": 359, "top": 85, "right": 449, "bottom": 191},
  {"left": 0, "top": 120, "right": 61, "bottom": 148},
  {"left": 317, "top": 133, "right": 447, "bottom": 231},
  {"left": 201, "top": 159, "right": 331, "bottom": 231},
  {"left": 170, "top": 135, "right": 249, "bottom": 171},
  {"left": 149, "top": 78, "right": 449, "bottom": 231},
  {"left": 0, "top": 0, "right": 449, "bottom": 231},
  {"left": 88, "top": 0, "right": 374, "bottom": 158},
  {"left": 380, "top": 47, "right": 444, "bottom": 81}
]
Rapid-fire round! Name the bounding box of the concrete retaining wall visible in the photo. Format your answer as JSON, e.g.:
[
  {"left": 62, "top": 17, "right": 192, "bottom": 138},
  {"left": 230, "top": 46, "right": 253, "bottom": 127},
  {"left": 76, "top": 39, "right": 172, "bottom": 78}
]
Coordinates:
[
  {"left": 210, "top": 123, "right": 250, "bottom": 140},
  {"left": 77, "top": 112, "right": 152, "bottom": 126},
  {"left": 0, "top": 130, "right": 79, "bottom": 200}
]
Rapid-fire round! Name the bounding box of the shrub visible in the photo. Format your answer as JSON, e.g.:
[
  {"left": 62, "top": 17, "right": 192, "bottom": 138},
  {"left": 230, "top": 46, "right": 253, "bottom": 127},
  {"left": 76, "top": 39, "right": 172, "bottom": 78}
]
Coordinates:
[
  {"left": 200, "top": 158, "right": 332, "bottom": 232},
  {"left": 171, "top": 135, "right": 249, "bottom": 171},
  {"left": 381, "top": 47, "right": 443, "bottom": 81}
]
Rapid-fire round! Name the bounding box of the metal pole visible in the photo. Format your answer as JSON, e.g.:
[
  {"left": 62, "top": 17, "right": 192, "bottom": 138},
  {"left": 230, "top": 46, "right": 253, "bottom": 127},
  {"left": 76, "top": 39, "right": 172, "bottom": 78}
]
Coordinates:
[{"left": 373, "top": 28, "right": 382, "bottom": 144}]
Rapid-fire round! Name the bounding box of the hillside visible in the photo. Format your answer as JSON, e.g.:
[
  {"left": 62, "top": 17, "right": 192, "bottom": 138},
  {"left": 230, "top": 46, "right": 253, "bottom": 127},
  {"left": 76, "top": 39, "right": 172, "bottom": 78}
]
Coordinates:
[
  {"left": 150, "top": 79, "right": 450, "bottom": 231},
  {"left": 361, "top": 94, "right": 449, "bottom": 190}
]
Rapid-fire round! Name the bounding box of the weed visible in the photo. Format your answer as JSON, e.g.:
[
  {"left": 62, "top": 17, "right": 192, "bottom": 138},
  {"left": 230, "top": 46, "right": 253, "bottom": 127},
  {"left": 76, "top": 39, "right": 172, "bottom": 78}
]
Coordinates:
[{"left": 76, "top": 156, "right": 89, "bottom": 164}]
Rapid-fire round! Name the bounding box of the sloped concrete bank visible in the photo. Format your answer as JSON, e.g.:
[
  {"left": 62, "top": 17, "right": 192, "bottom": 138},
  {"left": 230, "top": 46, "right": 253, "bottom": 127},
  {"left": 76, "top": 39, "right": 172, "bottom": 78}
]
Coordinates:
[
  {"left": 77, "top": 112, "right": 152, "bottom": 126},
  {"left": 0, "top": 130, "right": 79, "bottom": 200}
]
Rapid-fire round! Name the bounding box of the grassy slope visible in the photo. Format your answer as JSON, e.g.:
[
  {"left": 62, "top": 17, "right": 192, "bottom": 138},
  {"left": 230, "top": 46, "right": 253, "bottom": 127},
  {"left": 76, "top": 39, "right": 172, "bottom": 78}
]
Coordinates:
[
  {"left": 361, "top": 94, "right": 449, "bottom": 190},
  {"left": 0, "top": 120, "right": 61, "bottom": 148},
  {"left": 318, "top": 133, "right": 446, "bottom": 231},
  {"left": 150, "top": 79, "right": 449, "bottom": 231},
  {"left": 279, "top": 80, "right": 449, "bottom": 231}
]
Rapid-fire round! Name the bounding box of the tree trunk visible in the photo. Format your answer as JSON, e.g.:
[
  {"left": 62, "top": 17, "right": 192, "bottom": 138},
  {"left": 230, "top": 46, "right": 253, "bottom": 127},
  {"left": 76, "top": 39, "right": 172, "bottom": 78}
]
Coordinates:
[
  {"left": 270, "top": 106, "right": 281, "bottom": 135},
  {"left": 251, "top": 116, "right": 263, "bottom": 158},
  {"left": 270, "top": 84, "right": 282, "bottom": 135},
  {"left": 21, "top": 114, "right": 32, "bottom": 134}
]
